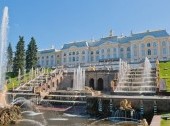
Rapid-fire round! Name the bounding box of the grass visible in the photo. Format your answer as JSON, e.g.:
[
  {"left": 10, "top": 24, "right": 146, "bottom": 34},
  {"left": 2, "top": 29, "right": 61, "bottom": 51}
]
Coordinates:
[
  {"left": 161, "top": 114, "right": 170, "bottom": 126},
  {"left": 6, "top": 68, "right": 53, "bottom": 90},
  {"left": 161, "top": 119, "right": 170, "bottom": 126},
  {"left": 159, "top": 61, "right": 170, "bottom": 92}
]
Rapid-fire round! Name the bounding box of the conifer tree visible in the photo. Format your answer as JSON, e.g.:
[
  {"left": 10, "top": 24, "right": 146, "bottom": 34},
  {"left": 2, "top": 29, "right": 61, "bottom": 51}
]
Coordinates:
[
  {"left": 13, "top": 36, "right": 25, "bottom": 74},
  {"left": 26, "top": 37, "right": 38, "bottom": 71},
  {"left": 7, "top": 43, "right": 13, "bottom": 72}
]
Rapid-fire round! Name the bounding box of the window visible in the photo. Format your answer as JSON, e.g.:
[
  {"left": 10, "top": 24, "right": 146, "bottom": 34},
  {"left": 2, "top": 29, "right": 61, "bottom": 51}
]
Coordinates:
[
  {"left": 163, "top": 48, "right": 167, "bottom": 55},
  {"left": 127, "top": 47, "right": 130, "bottom": 51},
  {"left": 91, "top": 51, "right": 93, "bottom": 55},
  {"left": 120, "top": 53, "right": 124, "bottom": 58},
  {"left": 82, "top": 50, "right": 85, "bottom": 54},
  {"left": 113, "top": 54, "right": 117, "bottom": 58},
  {"left": 63, "top": 58, "right": 66, "bottom": 62},
  {"left": 148, "top": 49, "right": 151, "bottom": 55},
  {"left": 102, "top": 55, "right": 104, "bottom": 59},
  {"left": 153, "top": 42, "right": 157, "bottom": 47},
  {"left": 57, "top": 55, "right": 60, "bottom": 57},
  {"left": 46, "top": 60, "right": 49, "bottom": 65},
  {"left": 147, "top": 43, "right": 151, "bottom": 47},
  {"left": 96, "top": 56, "right": 99, "bottom": 61},
  {"left": 107, "top": 48, "right": 110, "bottom": 53},
  {"left": 162, "top": 41, "right": 166, "bottom": 46},
  {"left": 76, "top": 51, "right": 79, "bottom": 55},
  {"left": 64, "top": 53, "right": 66, "bottom": 56},
  {"left": 96, "top": 50, "right": 99, "bottom": 54},
  {"left": 91, "top": 56, "right": 94, "bottom": 61},
  {"left": 42, "top": 56, "right": 44, "bottom": 59},
  {"left": 153, "top": 49, "right": 157, "bottom": 55},
  {"left": 51, "top": 55, "right": 53, "bottom": 58},
  {"left": 72, "top": 57, "right": 75, "bottom": 61},
  {"left": 72, "top": 52, "right": 75, "bottom": 55},
  {"left": 120, "top": 48, "right": 124, "bottom": 52},
  {"left": 51, "top": 60, "right": 53, "bottom": 66},
  {"left": 46, "top": 56, "right": 49, "bottom": 59},
  {"left": 69, "top": 52, "right": 71, "bottom": 55},
  {"left": 69, "top": 57, "right": 71, "bottom": 62},
  {"left": 142, "top": 50, "right": 145, "bottom": 56},
  {"left": 107, "top": 54, "right": 110, "bottom": 59},
  {"left": 82, "top": 56, "right": 85, "bottom": 61},
  {"left": 127, "top": 53, "right": 131, "bottom": 58},
  {"left": 101, "top": 49, "right": 104, "bottom": 53},
  {"left": 113, "top": 48, "right": 117, "bottom": 52},
  {"left": 76, "top": 56, "right": 79, "bottom": 61}
]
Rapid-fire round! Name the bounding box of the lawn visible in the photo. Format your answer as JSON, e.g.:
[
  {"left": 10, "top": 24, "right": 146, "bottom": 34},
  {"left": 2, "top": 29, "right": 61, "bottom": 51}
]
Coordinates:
[
  {"left": 161, "top": 119, "right": 170, "bottom": 126},
  {"left": 159, "top": 61, "right": 170, "bottom": 92},
  {"left": 6, "top": 68, "right": 52, "bottom": 90},
  {"left": 161, "top": 114, "right": 170, "bottom": 126}
]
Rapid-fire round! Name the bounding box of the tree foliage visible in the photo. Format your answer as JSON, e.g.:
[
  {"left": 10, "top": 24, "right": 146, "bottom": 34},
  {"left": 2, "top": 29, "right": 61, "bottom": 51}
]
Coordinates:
[
  {"left": 7, "top": 43, "right": 13, "bottom": 72},
  {"left": 13, "top": 36, "right": 25, "bottom": 74},
  {"left": 26, "top": 37, "right": 38, "bottom": 71}
]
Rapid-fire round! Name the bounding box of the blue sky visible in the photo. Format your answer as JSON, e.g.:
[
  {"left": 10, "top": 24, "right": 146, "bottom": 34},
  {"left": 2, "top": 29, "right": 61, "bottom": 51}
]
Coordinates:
[{"left": 0, "top": 0, "right": 170, "bottom": 50}]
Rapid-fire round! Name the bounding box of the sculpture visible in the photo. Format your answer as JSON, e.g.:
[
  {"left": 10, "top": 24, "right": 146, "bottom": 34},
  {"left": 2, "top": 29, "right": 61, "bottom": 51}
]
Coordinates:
[{"left": 119, "top": 99, "right": 133, "bottom": 110}]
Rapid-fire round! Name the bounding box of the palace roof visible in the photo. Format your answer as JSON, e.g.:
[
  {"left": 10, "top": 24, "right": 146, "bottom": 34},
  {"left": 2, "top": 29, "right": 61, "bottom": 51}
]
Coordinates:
[{"left": 61, "top": 30, "right": 169, "bottom": 49}]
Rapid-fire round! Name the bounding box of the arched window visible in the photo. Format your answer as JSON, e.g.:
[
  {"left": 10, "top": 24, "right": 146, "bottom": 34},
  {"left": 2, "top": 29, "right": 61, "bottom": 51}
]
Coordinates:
[
  {"left": 97, "top": 78, "right": 103, "bottom": 91},
  {"left": 72, "top": 52, "right": 75, "bottom": 55},
  {"left": 96, "top": 50, "right": 99, "bottom": 54},
  {"left": 91, "top": 51, "right": 94, "bottom": 55},
  {"left": 113, "top": 48, "right": 117, "bottom": 52},
  {"left": 120, "top": 48, "right": 124, "bottom": 52},
  {"left": 127, "top": 47, "right": 130, "bottom": 51},
  {"left": 82, "top": 50, "right": 85, "bottom": 54},
  {"left": 148, "top": 49, "right": 151, "bottom": 55},
  {"left": 107, "top": 48, "right": 110, "bottom": 53},
  {"left": 101, "top": 49, "right": 104, "bottom": 53},
  {"left": 76, "top": 51, "right": 79, "bottom": 55},
  {"left": 89, "top": 78, "right": 94, "bottom": 89},
  {"left": 147, "top": 43, "right": 151, "bottom": 47},
  {"left": 153, "top": 42, "right": 157, "bottom": 47},
  {"left": 162, "top": 41, "right": 166, "bottom": 46}
]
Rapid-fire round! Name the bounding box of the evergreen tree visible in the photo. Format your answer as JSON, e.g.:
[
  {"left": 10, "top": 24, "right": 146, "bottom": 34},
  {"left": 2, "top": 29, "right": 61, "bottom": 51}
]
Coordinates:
[
  {"left": 13, "top": 36, "right": 25, "bottom": 74},
  {"left": 7, "top": 43, "right": 13, "bottom": 72},
  {"left": 26, "top": 37, "right": 38, "bottom": 71}
]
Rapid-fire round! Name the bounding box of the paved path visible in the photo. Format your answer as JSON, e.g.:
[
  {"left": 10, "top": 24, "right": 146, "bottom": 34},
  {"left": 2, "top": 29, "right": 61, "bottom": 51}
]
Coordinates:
[{"left": 150, "top": 115, "right": 161, "bottom": 126}]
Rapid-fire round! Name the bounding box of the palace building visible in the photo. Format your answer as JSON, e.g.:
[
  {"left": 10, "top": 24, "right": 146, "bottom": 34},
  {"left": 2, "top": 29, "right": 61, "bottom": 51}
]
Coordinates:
[
  {"left": 37, "top": 29, "right": 170, "bottom": 68},
  {"left": 37, "top": 48, "right": 61, "bottom": 68}
]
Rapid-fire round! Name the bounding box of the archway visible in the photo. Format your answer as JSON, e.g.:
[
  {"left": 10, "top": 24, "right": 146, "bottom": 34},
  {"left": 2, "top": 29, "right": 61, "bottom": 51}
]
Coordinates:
[
  {"left": 71, "top": 79, "right": 73, "bottom": 88},
  {"left": 89, "top": 78, "right": 94, "bottom": 89},
  {"left": 97, "top": 78, "right": 103, "bottom": 91},
  {"left": 56, "top": 79, "right": 59, "bottom": 90}
]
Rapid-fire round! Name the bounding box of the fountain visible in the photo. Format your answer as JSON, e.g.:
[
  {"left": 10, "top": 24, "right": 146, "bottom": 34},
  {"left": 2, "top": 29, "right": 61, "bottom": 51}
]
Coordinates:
[
  {"left": 0, "top": 6, "right": 22, "bottom": 125},
  {"left": 114, "top": 57, "right": 157, "bottom": 95},
  {"left": 109, "top": 99, "right": 141, "bottom": 125},
  {"left": 73, "top": 65, "right": 85, "bottom": 90}
]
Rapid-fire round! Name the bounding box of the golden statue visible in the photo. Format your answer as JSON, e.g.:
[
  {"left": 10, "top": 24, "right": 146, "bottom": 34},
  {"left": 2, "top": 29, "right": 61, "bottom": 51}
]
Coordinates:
[{"left": 119, "top": 99, "right": 133, "bottom": 110}]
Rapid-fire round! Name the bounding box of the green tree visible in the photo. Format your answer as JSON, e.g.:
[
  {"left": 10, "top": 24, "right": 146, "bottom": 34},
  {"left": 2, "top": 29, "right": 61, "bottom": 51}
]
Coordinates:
[
  {"left": 26, "top": 37, "right": 38, "bottom": 71},
  {"left": 7, "top": 43, "right": 13, "bottom": 72},
  {"left": 13, "top": 36, "right": 25, "bottom": 74}
]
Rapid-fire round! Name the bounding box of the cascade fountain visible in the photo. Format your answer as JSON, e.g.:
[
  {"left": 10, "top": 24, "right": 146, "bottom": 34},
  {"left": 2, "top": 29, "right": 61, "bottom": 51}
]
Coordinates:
[
  {"left": 73, "top": 65, "right": 85, "bottom": 90},
  {"left": 115, "top": 57, "right": 157, "bottom": 94}
]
